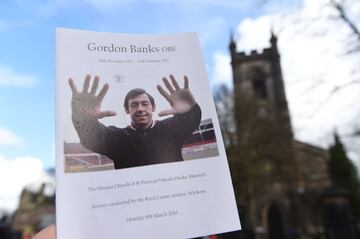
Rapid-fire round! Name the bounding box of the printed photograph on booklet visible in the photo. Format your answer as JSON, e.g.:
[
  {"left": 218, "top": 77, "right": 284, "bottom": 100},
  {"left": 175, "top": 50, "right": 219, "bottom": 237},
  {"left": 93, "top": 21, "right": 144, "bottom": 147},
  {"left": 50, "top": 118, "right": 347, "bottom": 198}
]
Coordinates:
[{"left": 64, "top": 73, "right": 219, "bottom": 173}]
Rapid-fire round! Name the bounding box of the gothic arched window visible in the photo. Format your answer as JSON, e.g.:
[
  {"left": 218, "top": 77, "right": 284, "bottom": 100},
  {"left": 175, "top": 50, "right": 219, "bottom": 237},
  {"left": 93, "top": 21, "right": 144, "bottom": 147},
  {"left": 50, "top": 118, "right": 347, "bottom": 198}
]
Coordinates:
[{"left": 251, "top": 67, "right": 267, "bottom": 99}]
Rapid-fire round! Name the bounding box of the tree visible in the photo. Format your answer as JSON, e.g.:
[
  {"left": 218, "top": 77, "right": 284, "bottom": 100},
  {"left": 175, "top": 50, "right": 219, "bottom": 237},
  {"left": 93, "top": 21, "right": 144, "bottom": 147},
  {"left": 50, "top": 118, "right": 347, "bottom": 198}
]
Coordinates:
[
  {"left": 214, "top": 84, "right": 237, "bottom": 148},
  {"left": 328, "top": 132, "right": 360, "bottom": 218}
]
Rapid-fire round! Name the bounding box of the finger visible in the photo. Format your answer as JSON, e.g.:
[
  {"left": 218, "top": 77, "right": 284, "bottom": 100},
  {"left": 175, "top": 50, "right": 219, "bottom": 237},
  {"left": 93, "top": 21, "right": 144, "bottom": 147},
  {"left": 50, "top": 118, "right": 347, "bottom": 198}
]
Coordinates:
[
  {"left": 157, "top": 85, "right": 171, "bottom": 103},
  {"left": 98, "top": 110, "right": 117, "bottom": 119},
  {"left": 169, "top": 74, "right": 180, "bottom": 90},
  {"left": 184, "top": 75, "right": 189, "bottom": 89},
  {"left": 90, "top": 76, "right": 100, "bottom": 95},
  {"left": 158, "top": 109, "right": 175, "bottom": 117},
  {"left": 162, "top": 77, "right": 175, "bottom": 93},
  {"left": 83, "top": 74, "right": 91, "bottom": 92},
  {"left": 97, "top": 83, "right": 109, "bottom": 101},
  {"left": 33, "top": 225, "right": 56, "bottom": 239},
  {"left": 68, "top": 78, "right": 78, "bottom": 95}
]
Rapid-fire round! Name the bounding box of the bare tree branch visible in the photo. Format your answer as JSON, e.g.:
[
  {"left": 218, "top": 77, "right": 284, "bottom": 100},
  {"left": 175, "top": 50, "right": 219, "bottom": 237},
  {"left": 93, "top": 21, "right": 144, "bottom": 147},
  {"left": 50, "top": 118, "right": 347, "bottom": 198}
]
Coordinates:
[
  {"left": 331, "top": 0, "right": 360, "bottom": 41},
  {"left": 310, "top": 80, "right": 360, "bottom": 117}
]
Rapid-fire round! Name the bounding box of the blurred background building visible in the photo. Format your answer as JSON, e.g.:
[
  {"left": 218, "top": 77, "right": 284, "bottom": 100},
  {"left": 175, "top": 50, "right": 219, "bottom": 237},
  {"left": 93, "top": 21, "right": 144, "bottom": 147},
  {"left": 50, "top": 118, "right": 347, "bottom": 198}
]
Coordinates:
[
  {"left": 215, "top": 33, "right": 359, "bottom": 239},
  {"left": 0, "top": 170, "right": 55, "bottom": 239}
]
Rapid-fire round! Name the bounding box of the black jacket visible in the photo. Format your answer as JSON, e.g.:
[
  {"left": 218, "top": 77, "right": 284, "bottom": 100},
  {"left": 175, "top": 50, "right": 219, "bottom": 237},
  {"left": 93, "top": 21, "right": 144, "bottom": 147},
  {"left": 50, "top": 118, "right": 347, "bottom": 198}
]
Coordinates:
[{"left": 74, "top": 104, "right": 201, "bottom": 169}]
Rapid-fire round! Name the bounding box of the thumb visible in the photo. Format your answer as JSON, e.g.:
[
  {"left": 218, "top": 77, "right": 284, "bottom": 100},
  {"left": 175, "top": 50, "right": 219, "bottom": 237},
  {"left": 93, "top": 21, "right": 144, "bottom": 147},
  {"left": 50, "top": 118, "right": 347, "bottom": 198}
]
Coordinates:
[
  {"left": 33, "top": 225, "right": 56, "bottom": 239},
  {"left": 158, "top": 109, "right": 175, "bottom": 117},
  {"left": 98, "top": 110, "right": 117, "bottom": 119}
]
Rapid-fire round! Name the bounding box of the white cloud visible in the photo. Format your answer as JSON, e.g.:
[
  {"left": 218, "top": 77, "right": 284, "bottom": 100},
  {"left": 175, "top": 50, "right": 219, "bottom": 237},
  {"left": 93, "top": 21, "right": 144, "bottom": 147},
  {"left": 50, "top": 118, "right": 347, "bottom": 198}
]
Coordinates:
[
  {"left": 211, "top": 51, "right": 231, "bottom": 87},
  {"left": 0, "top": 65, "right": 37, "bottom": 87},
  {"left": 0, "top": 127, "right": 24, "bottom": 146},
  {"left": 236, "top": 16, "right": 272, "bottom": 52},
  {"left": 276, "top": 1, "right": 360, "bottom": 148},
  {"left": 0, "top": 155, "right": 46, "bottom": 212},
  {"left": 216, "top": 0, "right": 360, "bottom": 151}
]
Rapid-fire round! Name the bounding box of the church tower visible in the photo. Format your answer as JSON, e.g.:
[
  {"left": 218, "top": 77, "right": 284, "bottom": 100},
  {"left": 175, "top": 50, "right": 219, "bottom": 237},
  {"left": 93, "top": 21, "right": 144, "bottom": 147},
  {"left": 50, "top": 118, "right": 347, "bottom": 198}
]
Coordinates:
[
  {"left": 230, "top": 32, "right": 293, "bottom": 141},
  {"left": 229, "top": 33, "right": 297, "bottom": 239}
]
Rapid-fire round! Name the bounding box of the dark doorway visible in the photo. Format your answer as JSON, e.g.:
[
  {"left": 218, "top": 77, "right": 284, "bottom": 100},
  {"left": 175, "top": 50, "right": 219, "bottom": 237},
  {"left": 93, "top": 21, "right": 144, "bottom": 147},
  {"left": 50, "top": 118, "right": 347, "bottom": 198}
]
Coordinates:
[{"left": 268, "top": 202, "right": 285, "bottom": 239}]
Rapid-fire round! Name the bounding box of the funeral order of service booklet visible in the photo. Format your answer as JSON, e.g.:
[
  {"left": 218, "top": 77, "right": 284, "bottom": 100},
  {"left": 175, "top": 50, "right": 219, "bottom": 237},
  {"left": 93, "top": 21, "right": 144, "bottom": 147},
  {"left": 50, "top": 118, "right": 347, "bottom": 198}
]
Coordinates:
[{"left": 56, "top": 28, "right": 240, "bottom": 239}]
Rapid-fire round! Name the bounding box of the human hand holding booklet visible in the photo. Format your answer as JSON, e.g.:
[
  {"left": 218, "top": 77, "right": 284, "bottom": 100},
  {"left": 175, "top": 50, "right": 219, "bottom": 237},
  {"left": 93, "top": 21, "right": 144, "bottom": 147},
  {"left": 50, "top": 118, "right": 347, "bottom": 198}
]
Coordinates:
[{"left": 56, "top": 28, "right": 240, "bottom": 239}]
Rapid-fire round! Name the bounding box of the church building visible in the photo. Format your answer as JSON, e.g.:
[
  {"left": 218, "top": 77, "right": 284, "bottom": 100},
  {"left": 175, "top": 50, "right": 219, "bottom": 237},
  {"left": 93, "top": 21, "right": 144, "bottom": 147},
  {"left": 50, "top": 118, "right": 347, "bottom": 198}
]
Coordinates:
[{"left": 228, "top": 33, "right": 331, "bottom": 239}]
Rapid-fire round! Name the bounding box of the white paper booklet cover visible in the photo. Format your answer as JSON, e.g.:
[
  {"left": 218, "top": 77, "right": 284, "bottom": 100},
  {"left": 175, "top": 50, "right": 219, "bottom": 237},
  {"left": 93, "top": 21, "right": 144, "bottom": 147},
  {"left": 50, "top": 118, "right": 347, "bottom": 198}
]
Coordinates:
[{"left": 56, "top": 28, "right": 240, "bottom": 239}]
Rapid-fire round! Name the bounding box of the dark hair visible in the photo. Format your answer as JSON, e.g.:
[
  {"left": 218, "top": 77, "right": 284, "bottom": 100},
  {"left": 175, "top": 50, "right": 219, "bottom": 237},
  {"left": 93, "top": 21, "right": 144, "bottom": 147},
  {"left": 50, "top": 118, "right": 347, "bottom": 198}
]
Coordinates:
[{"left": 124, "top": 88, "right": 155, "bottom": 111}]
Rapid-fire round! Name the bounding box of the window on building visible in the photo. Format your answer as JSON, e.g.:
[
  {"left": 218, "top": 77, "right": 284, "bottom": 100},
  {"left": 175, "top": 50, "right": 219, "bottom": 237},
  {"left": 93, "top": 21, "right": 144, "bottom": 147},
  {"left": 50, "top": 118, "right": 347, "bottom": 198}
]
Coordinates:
[{"left": 251, "top": 68, "right": 267, "bottom": 99}]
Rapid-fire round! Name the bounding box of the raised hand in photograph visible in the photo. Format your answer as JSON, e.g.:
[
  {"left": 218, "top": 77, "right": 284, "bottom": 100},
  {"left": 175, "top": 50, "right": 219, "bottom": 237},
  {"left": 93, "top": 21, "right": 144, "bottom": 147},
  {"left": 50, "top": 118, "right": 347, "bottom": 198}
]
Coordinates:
[
  {"left": 69, "top": 75, "right": 116, "bottom": 120},
  {"left": 157, "top": 75, "right": 196, "bottom": 116}
]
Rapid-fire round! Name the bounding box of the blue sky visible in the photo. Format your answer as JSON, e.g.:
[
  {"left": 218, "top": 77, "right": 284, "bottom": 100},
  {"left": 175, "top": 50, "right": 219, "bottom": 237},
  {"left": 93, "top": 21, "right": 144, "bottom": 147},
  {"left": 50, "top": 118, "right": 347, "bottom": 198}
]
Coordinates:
[
  {"left": 1, "top": 0, "right": 360, "bottom": 212},
  {"left": 0, "top": 0, "right": 268, "bottom": 168}
]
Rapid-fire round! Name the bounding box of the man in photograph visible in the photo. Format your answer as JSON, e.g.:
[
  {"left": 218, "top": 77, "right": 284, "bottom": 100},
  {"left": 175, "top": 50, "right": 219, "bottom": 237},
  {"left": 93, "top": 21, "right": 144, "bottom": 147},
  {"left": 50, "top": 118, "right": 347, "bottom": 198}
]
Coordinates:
[{"left": 68, "top": 74, "right": 201, "bottom": 169}]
